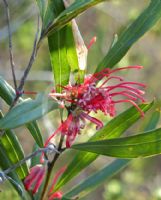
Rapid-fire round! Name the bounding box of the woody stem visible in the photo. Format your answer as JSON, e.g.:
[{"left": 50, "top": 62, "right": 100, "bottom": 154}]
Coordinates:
[{"left": 40, "top": 135, "right": 65, "bottom": 200}]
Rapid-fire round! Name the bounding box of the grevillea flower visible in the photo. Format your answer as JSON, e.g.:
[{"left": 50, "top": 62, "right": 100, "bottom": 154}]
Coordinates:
[
  {"left": 23, "top": 165, "right": 45, "bottom": 194},
  {"left": 45, "top": 66, "right": 146, "bottom": 148}
]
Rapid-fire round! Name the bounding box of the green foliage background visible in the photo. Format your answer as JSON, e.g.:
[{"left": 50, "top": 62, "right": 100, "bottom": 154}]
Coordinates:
[{"left": 0, "top": 0, "right": 161, "bottom": 199}]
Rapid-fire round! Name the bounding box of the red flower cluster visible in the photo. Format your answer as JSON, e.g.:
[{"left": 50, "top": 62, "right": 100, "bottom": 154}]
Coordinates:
[
  {"left": 45, "top": 66, "right": 145, "bottom": 148},
  {"left": 24, "top": 66, "right": 146, "bottom": 197}
]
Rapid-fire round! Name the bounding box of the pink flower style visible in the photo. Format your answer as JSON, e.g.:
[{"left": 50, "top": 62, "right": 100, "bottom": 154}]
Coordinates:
[
  {"left": 23, "top": 165, "right": 46, "bottom": 194},
  {"left": 24, "top": 165, "right": 65, "bottom": 199},
  {"left": 48, "top": 192, "right": 62, "bottom": 200},
  {"left": 44, "top": 65, "right": 146, "bottom": 149}
]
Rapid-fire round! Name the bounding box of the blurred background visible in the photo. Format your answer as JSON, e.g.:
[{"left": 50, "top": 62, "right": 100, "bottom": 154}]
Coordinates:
[{"left": 0, "top": 0, "right": 161, "bottom": 199}]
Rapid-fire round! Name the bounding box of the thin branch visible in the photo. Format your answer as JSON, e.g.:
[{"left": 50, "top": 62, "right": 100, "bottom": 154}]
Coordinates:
[
  {"left": 40, "top": 109, "right": 66, "bottom": 200},
  {"left": 3, "top": 148, "right": 45, "bottom": 175},
  {"left": 11, "top": 15, "right": 41, "bottom": 107},
  {"left": 18, "top": 16, "right": 40, "bottom": 92},
  {"left": 1, "top": 145, "right": 59, "bottom": 176},
  {"left": 3, "top": 0, "right": 17, "bottom": 90},
  {"left": 40, "top": 135, "right": 65, "bottom": 200}
]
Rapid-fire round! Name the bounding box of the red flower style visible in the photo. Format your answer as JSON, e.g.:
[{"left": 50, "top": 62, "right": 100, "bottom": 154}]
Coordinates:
[
  {"left": 48, "top": 191, "right": 63, "bottom": 200},
  {"left": 44, "top": 110, "right": 103, "bottom": 149},
  {"left": 46, "top": 66, "right": 146, "bottom": 148},
  {"left": 24, "top": 164, "right": 65, "bottom": 199},
  {"left": 24, "top": 164, "right": 46, "bottom": 194}
]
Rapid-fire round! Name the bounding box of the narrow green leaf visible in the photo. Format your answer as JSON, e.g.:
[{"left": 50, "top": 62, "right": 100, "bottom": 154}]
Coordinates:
[
  {"left": 0, "top": 77, "right": 44, "bottom": 147},
  {"left": 48, "top": 28, "right": 70, "bottom": 92},
  {"left": 63, "top": 159, "right": 129, "bottom": 199},
  {"left": 0, "top": 112, "right": 28, "bottom": 179},
  {"left": 66, "top": 23, "right": 79, "bottom": 74},
  {"left": 36, "top": 0, "right": 47, "bottom": 22},
  {"left": 72, "top": 128, "right": 161, "bottom": 158},
  {"left": 54, "top": 102, "right": 153, "bottom": 191},
  {"left": 0, "top": 76, "right": 15, "bottom": 105},
  {"left": 44, "top": 0, "right": 106, "bottom": 36},
  {"left": 30, "top": 143, "right": 41, "bottom": 167},
  {"left": 43, "top": 0, "right": 66, "bottom": 31},
  {"left": 96, "top": 0, "right": 161, "bottom": 72},
  {"left": 0, "top": 93, "right": 58, "bottom": 130},
  {"left": 0, "top": 144, "right": 25, "bottom": 197},
  {"left": 26, "top": 121, "right": 43, "bottom": 147},
  {"left": 62, "top": 103, "right": 160, "bottom": 199},
  {"left": 47, "top": 0, "right": 71, "bottom": 92}
]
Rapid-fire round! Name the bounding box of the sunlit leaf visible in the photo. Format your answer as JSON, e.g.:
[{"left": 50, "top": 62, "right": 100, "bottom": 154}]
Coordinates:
[
  {"left": 0, "top": 112, "right": 28, "bottom": 180},
  {"left": 48, "top": 28, "right": 70, "bottom": 92},
  {"left": 47, "top": 0, "right": 71, "bottom": 92},
  {"left": 66, "top": 23, "right": 79, "bottom": 74},
  {"left": 0, "top": 140, "right": 25, "bottom": 197}
]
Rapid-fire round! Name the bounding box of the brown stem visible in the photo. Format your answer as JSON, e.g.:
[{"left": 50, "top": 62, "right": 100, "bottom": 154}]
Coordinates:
[
  {"left": 40, "top": 135, "right": 65, "bottom": 200},
  {"left": 10, "top": 16, "right": 41, "bottom": 108},
  {"left": 3, "top": 0, "right": 17, "bottom": 90}
]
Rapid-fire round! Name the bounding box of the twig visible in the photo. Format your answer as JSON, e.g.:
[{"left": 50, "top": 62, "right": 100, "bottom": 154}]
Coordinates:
[
  {"left": 18, "top": 16, "right": 40, "bottom": 92},
  {"left": 4, "top": 148, "right": 46, "bottom": 175},
  {"left": 1, "top": 145, "right": 59, "bottom": 176},
  {"left": 0, "top": 145, "right": 59, "bottom": 200},
  {"left": 11, "top": 15, "right": 41, "bottom": 107},
  {"left": 3, "top": 0, "right": 17, "bottom": 91},
  {"left": 40, "top": 109, "right": 65, "bottom": 200},
  {"left": 40, "top": 135, "right": 65, "bottom": 200}
]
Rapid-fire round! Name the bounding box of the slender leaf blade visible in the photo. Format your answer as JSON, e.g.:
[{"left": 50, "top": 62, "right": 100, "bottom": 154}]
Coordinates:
[
  {"left": 0, "top": 93, "right": 58, "bottom": 130},
  {"left": 54, "top": 102, "right": 153, "bottom": 191},
  {"left": 96, "top": 0, "right": 161, "bottom": 72},
  {"left": 36, "top": 0, "right": 47, "bottom": 21},
  {"left": 0, "top": 76, "right": 44, "bottom": 147},
  {"left": 44, "top": 0, "right": 106, "bottom": 36},
  {"left": 43, "top": 0, "right": 66, "bottom": 31},
  {"left": 63, "top": 159, "right": 129, "bottom": 199},
  {"left": 0, "top": 76, "right": 15, "bottom": 105},
  {"left": 0, "top": 143, "right": 25, "bottom": 197},
  {"left": 26, "top": 121, "right": 43, "bottom": 147},
  {"left": 66, "top": 23, "right": 79, "bottom": 74},
  {"left": 0, "top": 112, "right": 28, "bottom": 180},
  {"left": 72, "top": 128, "right": 161, "bottom": 158},
  {"left": 63, "top": 106, "right": 160, "bottom": 199},
  {"left": 48, "top": 28, "right": 70, "bottom": 92},
  {"left": 47, "top": 0, "right": 71, "bottom": 92}
]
